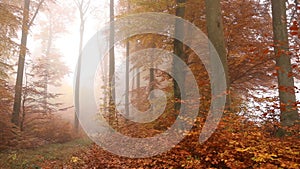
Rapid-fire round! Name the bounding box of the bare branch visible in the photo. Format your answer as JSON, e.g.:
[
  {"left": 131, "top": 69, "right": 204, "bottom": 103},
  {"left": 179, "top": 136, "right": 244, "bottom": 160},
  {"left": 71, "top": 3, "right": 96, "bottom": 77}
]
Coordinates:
[
  {"left": 74, "top": 0, "right": 81, "bottom": 9},
  {"left": 288, "top": 0, "right": 299, "bottom": 25},
  {"left": 28, "top": 0, "right": 46, "bottom": 28},
  {"left": 83, "top": 0, "right": 91, "bottom": 15}
]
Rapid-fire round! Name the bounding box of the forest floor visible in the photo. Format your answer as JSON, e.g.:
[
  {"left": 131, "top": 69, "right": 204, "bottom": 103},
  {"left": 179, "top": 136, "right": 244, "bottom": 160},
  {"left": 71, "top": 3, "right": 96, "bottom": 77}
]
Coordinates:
[
  {"left": 0, "top": 136, "right": 204, "bottom": 169},
  {"left": 0, "top": 126, "right": 299, "bottom": 168},
  {"left": 0, "top": 138, "right": 93, "bottom": 169}
]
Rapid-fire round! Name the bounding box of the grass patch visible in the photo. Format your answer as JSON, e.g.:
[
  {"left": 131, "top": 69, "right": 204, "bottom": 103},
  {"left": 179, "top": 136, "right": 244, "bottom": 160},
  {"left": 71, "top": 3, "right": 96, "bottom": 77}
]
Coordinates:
[{"left": 0, "top": 137, "right": 92, "bottom": 169}]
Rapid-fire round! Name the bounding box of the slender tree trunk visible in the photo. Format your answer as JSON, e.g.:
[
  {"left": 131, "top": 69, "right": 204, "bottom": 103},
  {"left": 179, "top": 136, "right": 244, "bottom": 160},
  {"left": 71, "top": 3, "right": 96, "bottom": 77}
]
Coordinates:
[
  {"left": 149, "top": 41, "right": 155, "bottom": 98},
  {"left": 149, "top": 68, "right": 154, "bottom": 93},
  {"left": 125, "top": 40, "right": 130, "bottom": 117},
  {"left": 20, "top": 69, "right": 29, "bottom": 131},
  {"left": 43, "top": 14, "right": 53, "bottom": 114},
  {"left": 74, "top": 0, "right": 90, "bottom": 132},
  {"left": 271, "top": 0, "right": 299, "bottom": 127},
  {"left": 20, "top": 95, "right": 26, "bottom": 131},
  {"left": 125, "top": 1, "right": 130, "bottom": 118},
  {"left": 173, "top": 0, "right": 186, "bottom": 112},
  {"left": 132, "top": 68, "right": 135, "bottom": 91},
  {"left": 12, "top": 0, "right": 30, "bottom": 126},
  {"left": 109, "top": 0, "right": 116, "bottom": 125},
  {"left": 205, "top": 0, "right": 231, "bottom": 111},
  {"left": 74, "top": 13, "right": 84, "bottom": 133},
  {"left": 137, "top": 68, "right": 140, "bottom": 89}
]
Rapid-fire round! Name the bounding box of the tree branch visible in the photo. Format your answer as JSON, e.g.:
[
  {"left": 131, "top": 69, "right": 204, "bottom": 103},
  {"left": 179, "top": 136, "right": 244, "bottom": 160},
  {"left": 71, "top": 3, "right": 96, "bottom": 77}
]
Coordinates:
[
  {"left": 28, "top": 0, "right": 45, "bottom": 28},
  {"left": 83, "top": 0, "right": 91, "bottom": 15}
]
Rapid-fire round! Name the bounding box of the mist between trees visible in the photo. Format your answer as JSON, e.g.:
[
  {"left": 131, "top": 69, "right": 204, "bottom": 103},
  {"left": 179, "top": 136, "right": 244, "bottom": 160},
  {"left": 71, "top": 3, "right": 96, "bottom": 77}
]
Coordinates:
[{"left": 0, "top": 0, "right": 299, "bottom": 168}]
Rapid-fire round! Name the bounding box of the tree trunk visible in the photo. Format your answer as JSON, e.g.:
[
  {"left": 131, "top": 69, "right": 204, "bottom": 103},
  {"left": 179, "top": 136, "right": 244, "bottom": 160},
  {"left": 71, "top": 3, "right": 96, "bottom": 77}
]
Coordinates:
[
  {"left": 74, "top": 0, "right": 91, "bottom": 132},
  {"left": 12, "top": 0, "right": 30, "bottom": 126},
  {"left": 137, "top": 68, "right": 140, "bottom": 89},
  {"left": 20, "top": 69, "right": 29, "bottom": 131},
  {"left": 271, "top": 0, "right": 299, "bottom": 126},
  {"left": 205, "top": 0, "right": 231, "bottom": 111},
  {"left": 109, "top": 0, "right": 116, "bottom": 125},
  {"left": 149, "top": 41, "right": 155, "bottom": 99},
  {"left": 173, "top": 0, "right": 186, "bottom": 112},
  {"left": 74, "top": 15, "right": 84, "bottom": 132},
  {"left": 125, "top": 40, "right": 129, "bottom": 117},
  {"left": 124, "top": 1, "right": 130, "bottom": 118}
]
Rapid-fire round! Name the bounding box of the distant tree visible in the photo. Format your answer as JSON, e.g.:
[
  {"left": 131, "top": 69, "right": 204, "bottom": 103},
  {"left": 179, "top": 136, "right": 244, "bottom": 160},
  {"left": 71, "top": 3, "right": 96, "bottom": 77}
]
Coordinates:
[
  {"left": 20, "top": 57, "right": 68, "bottom": 131},
  {"left": 33, "top": 1, "right": 71, "bottom": 113},
  {"left": 74, "top": 0, "right": 91, "bottom": 132},
  {"left": 125, "top": 3, "right": 130, "bottom": 117}
]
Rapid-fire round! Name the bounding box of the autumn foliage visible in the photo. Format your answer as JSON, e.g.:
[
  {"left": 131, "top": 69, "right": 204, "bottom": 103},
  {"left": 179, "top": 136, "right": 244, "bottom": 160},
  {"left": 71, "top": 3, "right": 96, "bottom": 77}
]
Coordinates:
[
  {"left": 0, "top": 0, "right": 300, "bottom": 168},
  {"left": 44, "top": 114, "right": 299, "bottom": 169}
]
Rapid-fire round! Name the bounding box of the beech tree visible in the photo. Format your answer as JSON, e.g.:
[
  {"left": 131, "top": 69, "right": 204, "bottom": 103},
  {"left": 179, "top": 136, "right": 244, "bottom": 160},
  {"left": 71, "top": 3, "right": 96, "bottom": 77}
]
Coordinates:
[
  {"left": 74, "top": 0, "right": 91, "bottom": 132},
  {"left": 173, "top": 0, "right": 186, "bottom": 112},
  {"left": 205, "top": 0, "right": 230, "bottom": 110},
  {"left": 36, "top": 2, "right": 71, "bottom": 112},
  {"left": 125, "top": 2, "right": 131, "bottom": 117},
  {"left": 108, "top": 0, "right": 116, "bottom": 124},
  {"left": 271, "top": 0, "right": 299, "bottom": 126},
  {"left": 12, "top": 0, "right": 45, "bottom": 126},
  {"left": 18, "top": 1, "right": 71, "bottom": 130}
]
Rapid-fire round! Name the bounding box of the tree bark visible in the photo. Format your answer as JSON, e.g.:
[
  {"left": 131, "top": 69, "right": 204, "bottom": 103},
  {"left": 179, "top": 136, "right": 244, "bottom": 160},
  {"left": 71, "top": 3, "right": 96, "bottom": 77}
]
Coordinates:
[
  {"left": 124, "top": 1, "right": 130, "bottom": 118},
  {"left": 173, "top": 0, "right": 186, "bottom": 112},
  {"left": 205, "top": 0, "right": 231, "bottom": 111},
  {"left": 109, "top": 0, "right": 116, "bottom": 125},
  {"left": 271, "top": 0, "right": 299, "bottom": 126},
  {"left": 149, "top": 41, "right": 155, "bottom": 99},
  {"left": 125, "top": 39, "right": 130, "bottom": 117},
  {"left": 12, "top": 0, "right": 30, "bottom": 126},
  {"left": 137, "top": 68, "right": 140, "bottom": 89}
]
